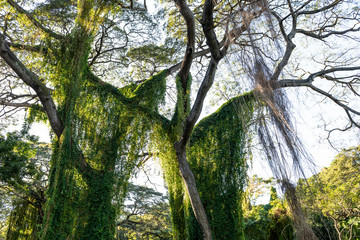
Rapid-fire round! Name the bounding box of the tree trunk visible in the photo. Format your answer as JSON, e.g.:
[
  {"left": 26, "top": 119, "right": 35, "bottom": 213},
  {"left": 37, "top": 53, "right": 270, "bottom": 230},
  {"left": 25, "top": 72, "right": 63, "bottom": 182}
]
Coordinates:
[
  {"left": 174, "top": 142, "right": 213, "bottom": 240},
  {"left": 283, "top": 181, "right": 318, "bottom": 240}
]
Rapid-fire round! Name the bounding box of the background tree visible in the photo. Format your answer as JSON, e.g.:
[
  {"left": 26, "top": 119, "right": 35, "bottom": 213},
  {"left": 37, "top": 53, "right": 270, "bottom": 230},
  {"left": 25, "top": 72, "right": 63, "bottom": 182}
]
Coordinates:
[
  {"left": 297, "top": 146, "right": 360, "bottom": 240},
  {"left": 116, "top": 183, "right": 172, "bottom": 240},
  {"left": 0, "top": 129, "right": 50, "bottom": 240},
  {"left": 243, "top": 176, "right": 294, "bottom": 240}
]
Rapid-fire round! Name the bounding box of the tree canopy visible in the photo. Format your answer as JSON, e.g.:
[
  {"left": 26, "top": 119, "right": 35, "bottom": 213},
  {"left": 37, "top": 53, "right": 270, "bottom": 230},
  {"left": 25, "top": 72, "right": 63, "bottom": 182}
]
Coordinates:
[{"left": 297, "top": 146, "right": 360, "bottom": 240}]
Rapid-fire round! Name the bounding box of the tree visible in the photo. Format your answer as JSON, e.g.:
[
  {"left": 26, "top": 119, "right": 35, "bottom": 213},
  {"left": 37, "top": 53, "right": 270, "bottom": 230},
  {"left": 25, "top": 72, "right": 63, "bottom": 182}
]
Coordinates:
[
  {"left": 0, "top": 0, "right": 359, "bottom": 239},
  {"left": 243, "top": 176, "right": 295, "bottom": 240},
  {"left": 116, "top": 183, "right": 172, "bottom": 239},
  {"left": 0, "top": 129, "right": 50, "bottom": 239},
  {"left": 297, "top": 146, "right": 360, "bottom": 240}
]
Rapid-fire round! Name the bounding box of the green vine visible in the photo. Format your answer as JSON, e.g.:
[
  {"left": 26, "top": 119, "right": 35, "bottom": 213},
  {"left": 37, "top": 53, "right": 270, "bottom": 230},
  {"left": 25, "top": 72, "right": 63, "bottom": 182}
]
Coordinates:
[{"left": 186, "top": 92, "right": 254, "bottom": 240}]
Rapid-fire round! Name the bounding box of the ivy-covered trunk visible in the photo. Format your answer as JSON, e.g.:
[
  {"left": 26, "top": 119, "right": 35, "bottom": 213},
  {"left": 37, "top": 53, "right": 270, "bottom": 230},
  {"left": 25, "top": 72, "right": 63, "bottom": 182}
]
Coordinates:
[
  {"left": 163, "top": 93, "right": 254, "bottom": 240},
  {"left": 174, "top": 144, "right": 213, "bottom": 240},
  {"left": 40, "top": 7, "right": 119, "bottom": 238}
]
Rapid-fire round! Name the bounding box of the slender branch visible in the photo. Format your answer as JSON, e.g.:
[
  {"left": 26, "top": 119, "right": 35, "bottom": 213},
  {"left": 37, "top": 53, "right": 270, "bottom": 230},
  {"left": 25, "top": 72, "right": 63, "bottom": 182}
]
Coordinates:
[
  {"left": 276, "top": 66, "right": 360, "bottom": 117},
  {"left": 174, "top": 0, "right": 195, "bottom": 81},
  {"left": 296, "top": 26, "right": 360, "bottom": 40},
  {"left": 0, "top": 101, "right": 34, "bottom": 108},
  {"left": 307, "top": 84, "right": 360, "bottom": 116},
  {"left": 271, "top": 7, "right": 297, "bottom": 82},
  {"left": 297, "top": 0, "right": 342, "bottom": 16},
  {"left": 276, "top": 66, "right": 360, "bottom": 88},
  {"left": 181, "top": 59, "right": 218, "bottom": 146}
]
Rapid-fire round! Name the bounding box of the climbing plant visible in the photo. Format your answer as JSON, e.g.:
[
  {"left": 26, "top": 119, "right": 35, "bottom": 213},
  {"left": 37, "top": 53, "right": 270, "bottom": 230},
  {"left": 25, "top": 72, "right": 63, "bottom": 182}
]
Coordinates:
[
  {"left": 185, "top": 93, "right": 254, "bottom": 240},
  {"left": 1, "top": 0, "right": 360, "bottom": 239}
]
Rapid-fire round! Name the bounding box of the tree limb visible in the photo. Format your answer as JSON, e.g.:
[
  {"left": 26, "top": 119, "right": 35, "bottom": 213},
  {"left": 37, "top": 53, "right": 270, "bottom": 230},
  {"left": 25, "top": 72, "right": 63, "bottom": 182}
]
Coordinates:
[
  {"left": 0, "top": 34, "right": 63, "bottom": 138},
  {"left": 7, "top": 42, "right": 48, "bottom": 54},
  {"left": 276, "top": 66, "right": 360, "bottom": 118},
  {"left": 174, "top": 0, "right": 195, "bottom": 81},
  {"left": 0, "top": 101, "right": 34, "bottom": 108},
  {"left": 180, "top": 59, "right": 218, "bottom": 146},
  {"left": 201, "top": 0, "right": 221, "bottom": 61},
  {"left": 6, "top": 0, "right": 65, "bottom": 40}
]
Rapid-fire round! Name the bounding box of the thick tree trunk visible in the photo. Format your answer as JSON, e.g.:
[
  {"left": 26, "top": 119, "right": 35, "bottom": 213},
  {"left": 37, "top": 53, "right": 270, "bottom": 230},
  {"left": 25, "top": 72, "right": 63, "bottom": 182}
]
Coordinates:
[{"left": 174, "top": 142, "right": 213, "bottom": 240}]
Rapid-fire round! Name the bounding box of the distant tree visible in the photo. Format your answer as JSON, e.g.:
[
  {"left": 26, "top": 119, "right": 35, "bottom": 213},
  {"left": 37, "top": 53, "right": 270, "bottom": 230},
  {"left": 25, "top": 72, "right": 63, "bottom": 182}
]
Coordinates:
[
  {"left": 243, "top": 178, "right": 294, "bottom": 240},
  {"left": 0, "top": 130, "right": 50, "bottom": 239},
  {"left": 297, "top": 146, "right": 360, "bottom": 240},
  {"left": 116, "top": 183, "right": 172, "bottom": 240}
]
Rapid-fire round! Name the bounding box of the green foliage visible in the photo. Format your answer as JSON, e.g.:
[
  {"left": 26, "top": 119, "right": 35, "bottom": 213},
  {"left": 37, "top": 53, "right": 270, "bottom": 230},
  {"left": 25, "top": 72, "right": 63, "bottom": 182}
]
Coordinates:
[
  {"left": 126, "top": 44, "right": 177, "bottom": 79},
  {"left": 131, "top": 69, "right": 168, "bottom": 110},
  {"left": 0, "top": 130, "right": 49, "bottom": 240},
  {"left": 0, "top": 132, "right": 35, "bottom": 185},
  {"left": 117, "top": 183, "right": 172, "bottom": 239},
  {"left": 297, "top": 146, "right": 360, "bottom": 239},
  {"left": 26, "top": 105, "right": 48, "bottom": 124},
  {"left": 151, "top": 129, "right": 186, "bottom": 240},
  {"left": 5, "top": 196, "right": 43, "bottom": 240},
  {"left": 152, "top": 92, "right": 255, "bottom": 240},
  {"left": 243, "top": 180, "right": 294, "bottom": 240},
  {"left": 185, "top": 93, "right": 254, "bottom": 240},
  {"left": 33, "top": 1, "right": 170, "bottom": 238},
  {"left": 170, "top": 74, "right": 192, "bottom": 138}
]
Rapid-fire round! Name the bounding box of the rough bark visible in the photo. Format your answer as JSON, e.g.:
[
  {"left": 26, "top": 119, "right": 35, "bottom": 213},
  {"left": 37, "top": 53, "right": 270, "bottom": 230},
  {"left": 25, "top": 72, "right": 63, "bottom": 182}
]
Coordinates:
[{"left": 174, "top": 142, "right": 213, "bottom": 240}]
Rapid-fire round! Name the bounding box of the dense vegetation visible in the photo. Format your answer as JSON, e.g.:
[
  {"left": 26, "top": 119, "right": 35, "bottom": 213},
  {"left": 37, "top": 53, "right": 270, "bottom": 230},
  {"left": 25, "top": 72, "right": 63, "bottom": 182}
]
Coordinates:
[
  {"left": 1, "top": 133, "right": 359, "bottom": 239},
  {"left": 0, "top": 0, "right": 359, "bottom": 239}
]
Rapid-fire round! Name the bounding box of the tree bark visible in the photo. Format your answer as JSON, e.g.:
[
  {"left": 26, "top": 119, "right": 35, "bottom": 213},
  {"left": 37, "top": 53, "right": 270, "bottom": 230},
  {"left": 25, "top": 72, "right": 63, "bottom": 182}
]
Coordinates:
[{"left": 174, "top": 142, "right": 213, "bottom": 240}]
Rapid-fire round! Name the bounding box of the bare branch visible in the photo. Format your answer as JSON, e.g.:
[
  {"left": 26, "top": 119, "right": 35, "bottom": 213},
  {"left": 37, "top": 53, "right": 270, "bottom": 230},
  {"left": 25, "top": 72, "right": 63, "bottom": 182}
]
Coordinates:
[
  {"left": 297, "top": 0, "right": 342, "bottom": 16},
  {"left": 296, "top": 26, "right": 360, "bottom": 40},
  {"left": 181, "top": 59, "right": 218, "bottom": 146},
  {"left": 0, "top": 101, "right": 33, "bottom": 108},
  {"left": 276, "top": 66, "right": 360, "bottom": 120},
  {"left": 201, "top": 0, "right": 221, "bottom": 61},
  {"left": 174, "top": 0, "right": 195, "bottom": 80}
]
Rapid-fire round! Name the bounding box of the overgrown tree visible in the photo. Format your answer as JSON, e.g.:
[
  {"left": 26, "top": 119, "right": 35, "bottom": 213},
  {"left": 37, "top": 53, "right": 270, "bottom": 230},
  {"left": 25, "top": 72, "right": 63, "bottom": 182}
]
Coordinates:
[{"left": 0, "top": 0, "right": 359, "bottom": 239}]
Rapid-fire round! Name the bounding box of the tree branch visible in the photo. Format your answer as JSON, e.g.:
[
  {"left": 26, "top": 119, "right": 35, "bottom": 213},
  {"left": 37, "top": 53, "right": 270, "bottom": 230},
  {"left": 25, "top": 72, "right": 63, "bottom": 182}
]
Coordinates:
[
  {"left": 201, "top": 0, "right": 221, "bottom": 61},
  {"left": 0, "top": 101, "right": 34, "bottom": 108},
  {"left": 297, "top": 0, "right": 342, "bottom": 16},
  {"left": 174, "top": 0, "right": 195, "bottom": 81},
  {"left": 6, "top": 0, "right": 65, "bottom": 40},
  {"left": 276, "top": 66, "right": 360, "bottom": 118},
  {"left": 181, "top": 59, "right": 218, "bottom": 146},
  {"left": 0, "top": 34, "right": 63, "bottom": 138},
  {"left": 8, "top": 42, "right": 48, "bottom": 54}
]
